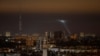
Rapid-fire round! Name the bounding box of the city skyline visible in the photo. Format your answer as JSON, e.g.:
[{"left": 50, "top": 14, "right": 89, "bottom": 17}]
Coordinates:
[
  {"left": 0, "top": 0, "right": 100, "bottom": 36},
  {"left": 0, "top": 13, "right": 100, "bottom": 36},
  {"left": 0, "top": 0, "right": 100, "bottom": 56}
]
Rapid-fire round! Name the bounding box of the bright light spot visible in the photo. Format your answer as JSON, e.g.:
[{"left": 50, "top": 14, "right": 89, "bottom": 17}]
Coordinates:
[
  {"left": 18, "top": 41, "right": 21, "bottom": 43},
  {"left": 32, "top": 47, "right": 36, "bottom": 49},
  {"left": 58, "top": 20, "right": 66, "bottom": 23},
  {"left": 50, "top": 45, "right": 54, "bottom": 48},
  {"left": 60, "top": 49, "right": 64, "bottom": 52},
  {"left": 5, "top": 39, "right": 8, "bottom": 42}
]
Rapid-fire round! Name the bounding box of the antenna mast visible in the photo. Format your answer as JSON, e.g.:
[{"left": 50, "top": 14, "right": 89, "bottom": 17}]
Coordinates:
[
  {"left": 18, "top": 0, "right": 22, "bottom": 35},
  {"left": 19, "top": 14, "right": 22, "bottom": 35}
]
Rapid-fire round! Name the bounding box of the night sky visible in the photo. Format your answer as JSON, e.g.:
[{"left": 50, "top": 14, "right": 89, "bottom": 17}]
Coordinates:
[
  {"left": 0, "top": 0, "right": 100, "bottom": 36},
  {"left": 0, "top": 13, "right": 100, "bottom": 36}
]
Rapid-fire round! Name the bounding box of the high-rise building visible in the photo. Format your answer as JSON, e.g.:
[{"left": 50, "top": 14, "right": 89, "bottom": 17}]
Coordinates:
[
  {"left": 21, "top": 34, "right": 27, "bottom": 36},
  {"left": 92, "top": 34, "right": 96, "bottom": 37},
  {"left": 54, "top": 31, "right": 65, "bottom": 39},
  {"left": 0, "top": 34, "right": 2, "bottom": 36},
  {"left": 5, "top": 32, "right": 11, "bottom": 37},
  {"left": 43, "top": 32, "right": 48, "bottom": 48},
  {"left": 80, "top": 32, "right": 84, "bottom": 37},
  {"left": 70, "top": 33, "right": 78, "bottom": 40}
]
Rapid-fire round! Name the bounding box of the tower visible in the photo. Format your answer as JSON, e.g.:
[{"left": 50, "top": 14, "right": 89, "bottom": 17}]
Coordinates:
[
  {"left": 19, "top": 14, "right": 22, "bottom": 35},
  {"left": 43, "top": 32, "right": 48, "bottom": 48}
]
